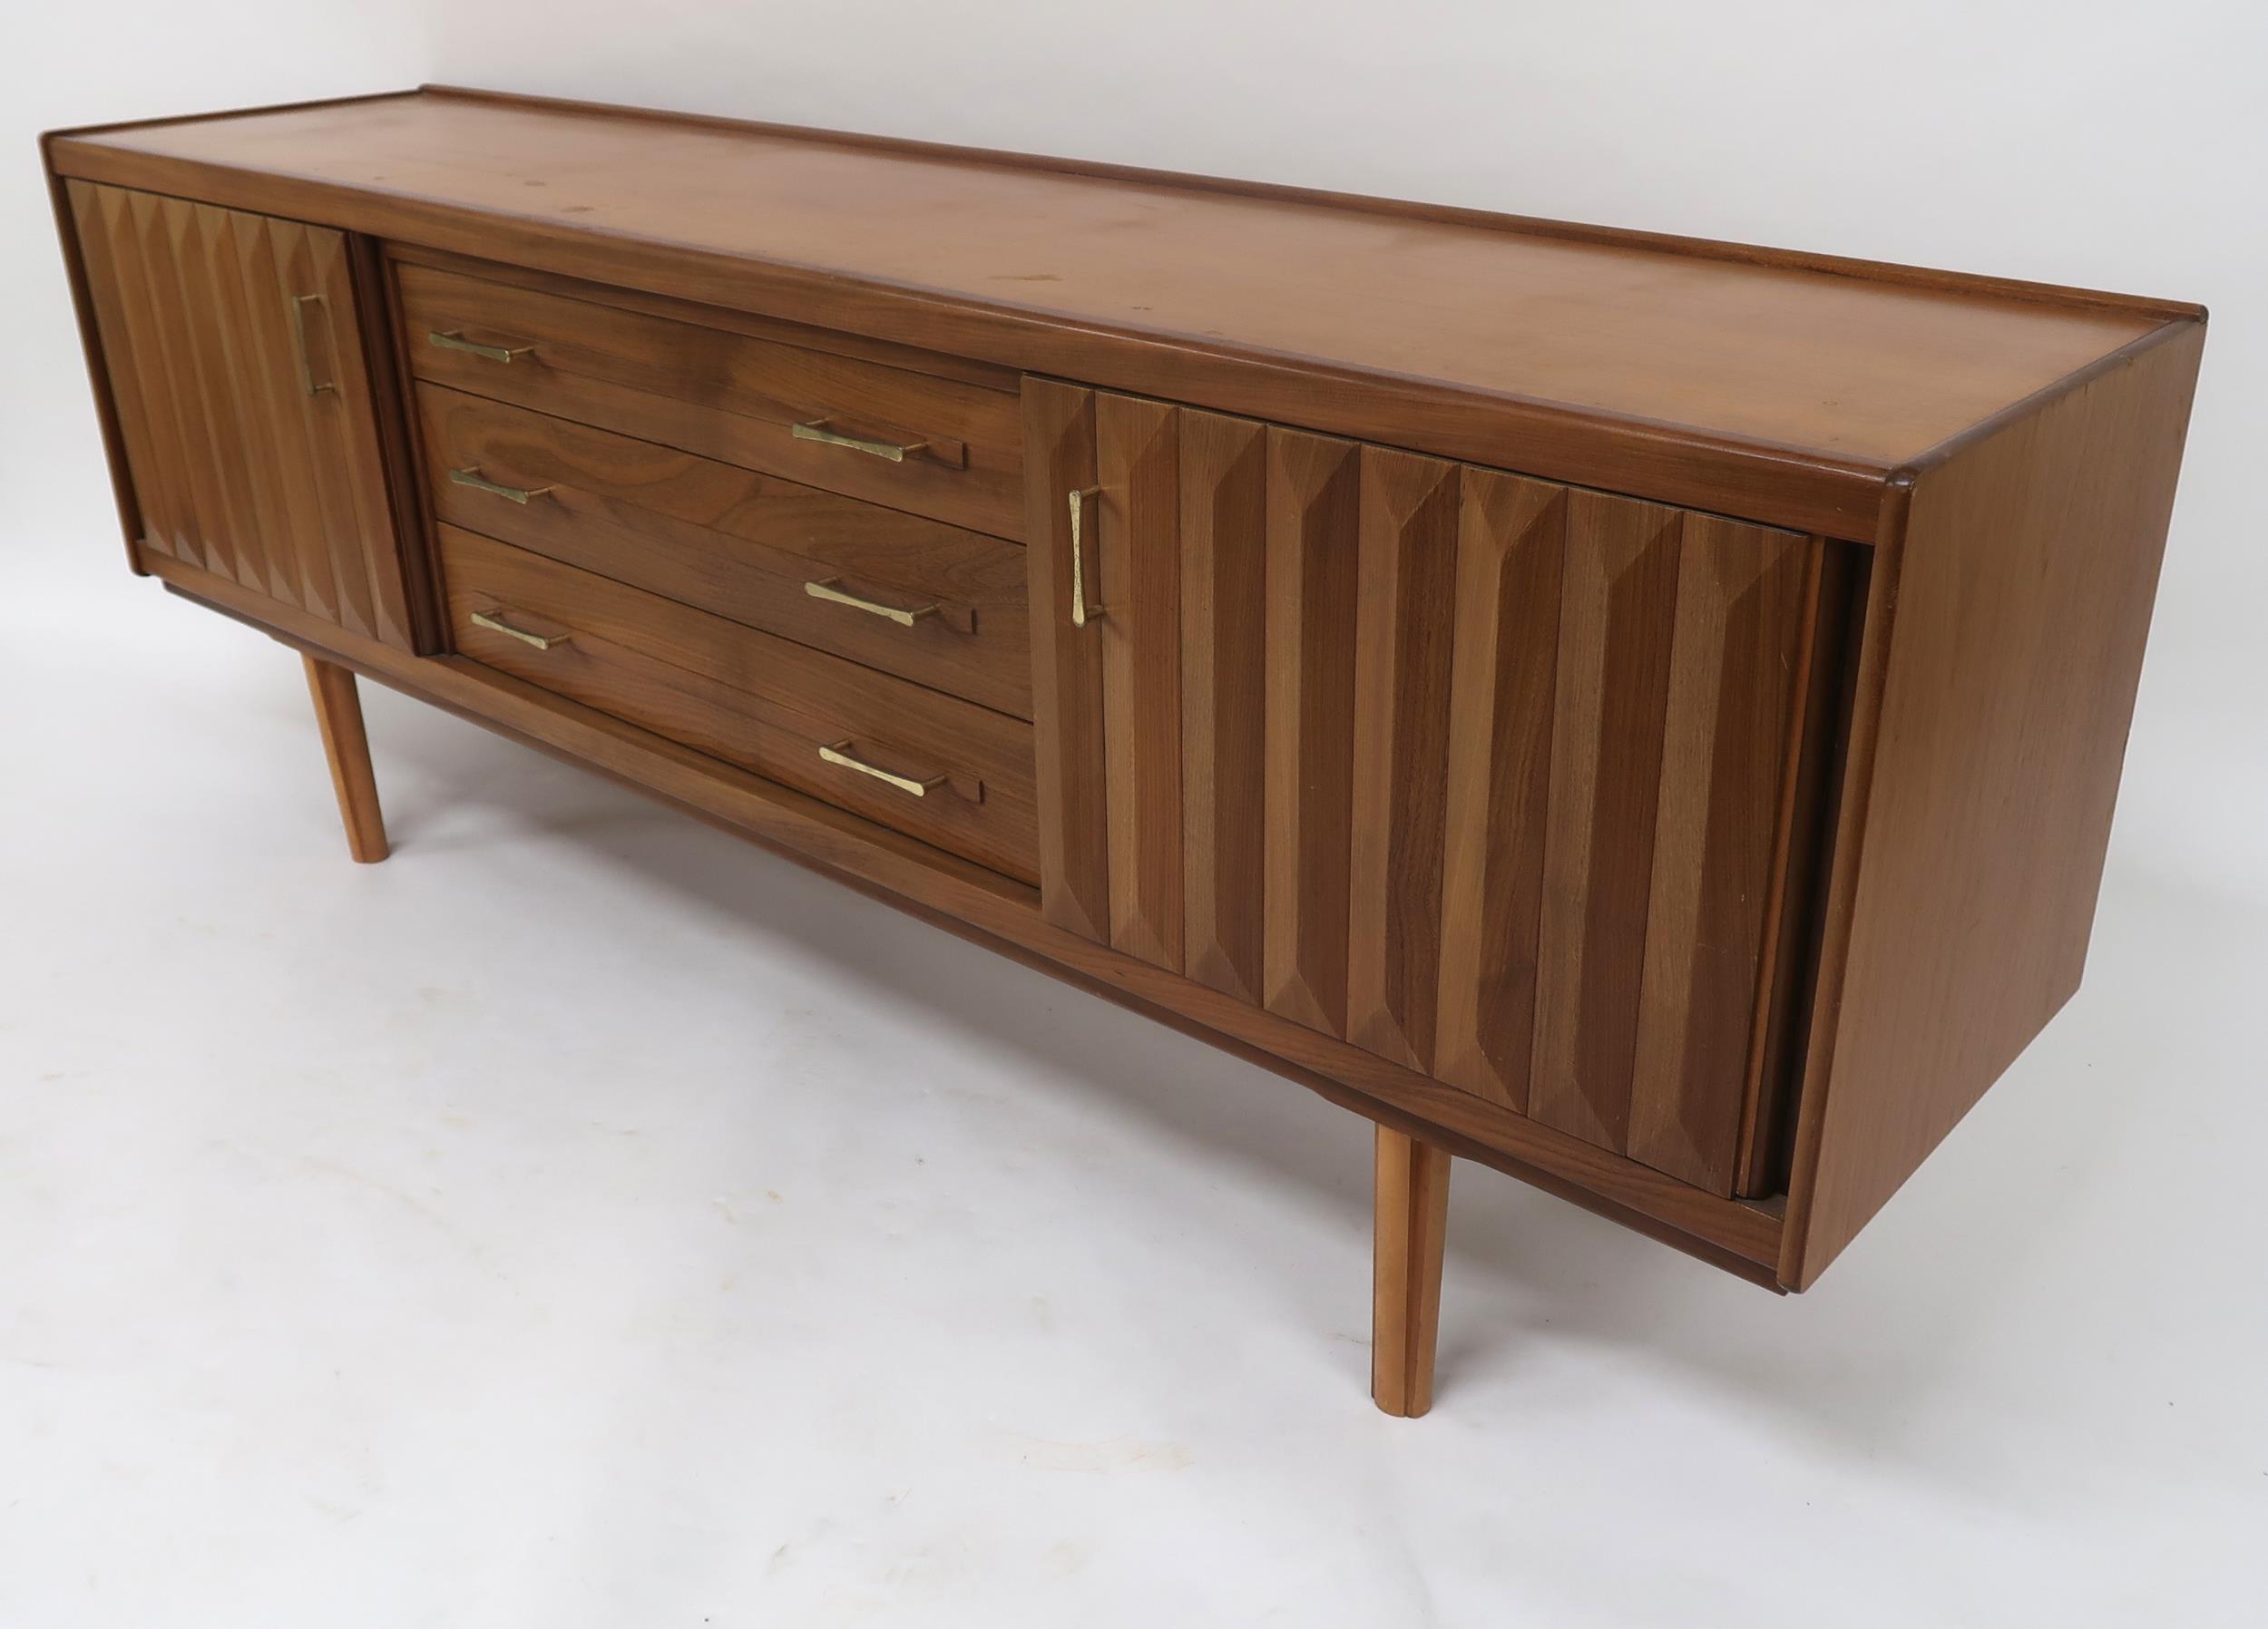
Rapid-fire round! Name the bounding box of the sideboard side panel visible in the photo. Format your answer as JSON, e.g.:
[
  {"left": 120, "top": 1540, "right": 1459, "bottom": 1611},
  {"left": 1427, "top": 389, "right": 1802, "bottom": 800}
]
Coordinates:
[{"left": 1783, "top": 318, "right": 2206, "bottom": 1289}]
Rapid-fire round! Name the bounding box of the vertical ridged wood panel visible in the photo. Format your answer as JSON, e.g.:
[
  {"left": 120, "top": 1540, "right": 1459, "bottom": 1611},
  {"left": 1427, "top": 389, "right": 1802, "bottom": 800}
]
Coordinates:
[
  {"left": 1432, "top": 469, "right": 1568, "bottom": 1109},
  {"left": 1022, "top": 377, "right": 1110, "bottom": 942},
  {"left": 1178, "top": 409, "right": 1270, "bottom": 1003},
  {"left": 210, "top": 208, "right": 302, "bottom": 609},
  {"left": 322, "top": 226, "right": 413, "bottom": 644},
  {"left": 108, "top": 187, "right": 217, "bottom": 569},
  {"left": 1626, "top": 517, "right": 1819, "bottom": 1190},
  {"left": 64, "top": 180, "right": 411, "bottom": 649},
  {"left": 70, "top": 181, "right": 191, "bottom": 563},
  {"left": 1346, "top": 447, "right": 1461, "bottom": 1072},
  {"left": 1263, "top": 427, "right": 1363, "bottom": 1036},
  {"left": 232, "top": 209, "right": 339, "bottom": 624},
  {"left": 1528, "top": 492, "right": 1686, "bottom": 1150},
  {"left": 279, "top": 221, "right": 365, "bottom": 630},
  {"left": 1097, "top": 394, "right": 1184, "bottom": 971},
  {"left": 166, "top": 193, "right": 265, "bottom": 596},
  {"left": 1023, "top": 385, "right": 1827, "bottom": 1197}
]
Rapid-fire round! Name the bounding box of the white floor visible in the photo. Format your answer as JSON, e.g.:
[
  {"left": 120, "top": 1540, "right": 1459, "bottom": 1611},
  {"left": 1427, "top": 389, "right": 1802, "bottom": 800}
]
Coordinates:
[{"left": 4, "top": 543, "right": 2263, "bottom": 1628}]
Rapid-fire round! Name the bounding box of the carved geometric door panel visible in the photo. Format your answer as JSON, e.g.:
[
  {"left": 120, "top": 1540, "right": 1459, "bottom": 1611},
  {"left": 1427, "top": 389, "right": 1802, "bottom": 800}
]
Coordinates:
[
  {"left": 1024, "top": 376, "right": 1836, "bottom": 1196},
  {"left": 68, "top": 180, "right": 414, "bottom": 649}
]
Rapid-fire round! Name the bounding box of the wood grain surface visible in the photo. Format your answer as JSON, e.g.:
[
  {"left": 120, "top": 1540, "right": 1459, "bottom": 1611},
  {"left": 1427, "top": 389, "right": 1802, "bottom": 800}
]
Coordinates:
[
  {"left": 302, "top": 653, "right": 389, "bottom": 863},
  {"left": 1432, "top": 468, "right": 1565, "bottom": 1112},
  {"left": 1372, "top": 1126, "right": 1452, "bottom": 1418},
  {"left": 53, "top": 90, "right": 2164, "bottom": 470},
  {"left": 1096, "top": 392, "right": 1185, "bottom": 971},
  {"left": 1177, "top": 410, "right": 1271, "bottom": 1004},
  {"left": 1780, "top": 321, "right": 2206, "bottom": 1287},
  {"left": 1022, "top": 379, "right": 1110, "bottom": 939},
  {"left": 398, "top": 259, "right": 1022, "bottom": 536},
  {"left": 1031, "top": 386, "right": 1831, "bottom": 1199},
  {"left": 417, "top": 384, "right": 1031, "bottom": 715},
  {"left": 440, "top": 524, "right": 1037, "bottom": 882},
  {"left": 1263, "top": 428, "right": 1364, "bottom": 1037},
  {"left": 67, "top": 180, "right": 413, "bottom": 648}
]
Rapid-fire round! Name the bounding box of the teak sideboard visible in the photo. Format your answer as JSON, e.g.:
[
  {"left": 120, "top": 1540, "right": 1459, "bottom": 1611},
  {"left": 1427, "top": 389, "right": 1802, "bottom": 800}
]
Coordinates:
[{"left": 43, "top": 87, "right": 2204, "bottom": 1417}]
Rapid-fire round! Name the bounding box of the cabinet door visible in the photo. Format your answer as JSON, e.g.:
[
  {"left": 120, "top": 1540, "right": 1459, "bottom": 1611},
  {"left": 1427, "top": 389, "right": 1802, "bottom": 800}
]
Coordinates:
[
  {"left": 1025, "top": 378, "right": 1837, "bottom": 1197},
  {"left": 68, "top": 181, "right": 415, "bottom": 650}
]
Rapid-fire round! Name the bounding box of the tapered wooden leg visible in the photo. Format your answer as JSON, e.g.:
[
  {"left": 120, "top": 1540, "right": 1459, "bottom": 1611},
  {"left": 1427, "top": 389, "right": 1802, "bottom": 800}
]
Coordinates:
[
  {"left": 302, "top": 653, "right": 389, "bottom": 863},
  {"left": 1372, "top": 1125, "right": 1452, "bottom": 1417}
]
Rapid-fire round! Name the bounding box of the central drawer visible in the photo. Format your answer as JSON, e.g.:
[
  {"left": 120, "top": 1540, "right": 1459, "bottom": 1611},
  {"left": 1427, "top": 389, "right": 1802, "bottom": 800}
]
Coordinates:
[
  {"left": 397, "top": 260, "right": 1023, "bottom": 537},
  {"left": 439, "top": 524, "right": 1038, "bottom": 883},
  {"left": 416, "top": 384, "right": 1031, "bottom": 717}
]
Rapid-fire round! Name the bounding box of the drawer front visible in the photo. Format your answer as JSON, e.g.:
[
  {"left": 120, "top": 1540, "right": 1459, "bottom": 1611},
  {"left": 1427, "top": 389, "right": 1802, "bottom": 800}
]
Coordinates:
[
  {"left": 1028, "top": 381, "right": 1846, "bottom": 1198},
  {"left": 418, "top": 385, "right": 1031, "bottom": 717},
  {"left": 440, "top": 525, "right": 1037, "bottom": 883},
  {"left": 399, "top": 261, "right": 1022, "bottom": 537}
]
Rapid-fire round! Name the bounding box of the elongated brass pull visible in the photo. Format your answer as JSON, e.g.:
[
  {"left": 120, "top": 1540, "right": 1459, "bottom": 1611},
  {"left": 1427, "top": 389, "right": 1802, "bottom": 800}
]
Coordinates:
[
  {"left": 804, "top": 577, "right": 939, "bottom": 628},
  {"left": 449, "top": 466, "right": 552, "bottom": 505},
  {"left": 791, "top": 419, "right": 927, "bottom": 463},
  {"left": 429, "top": 330, "right": 533, "bottom": 364},
  {"left": 1068, "top": 486, "right": 1104, "bottom": 628},
  {"left": 818, "top": 739, "right": 945, "bottom": 797},
  {"left": 469, "top": 609, "right": 571, "bottom": 651},
  {"left": 289, "top": 294, "right": 335, "bottom": 396}
]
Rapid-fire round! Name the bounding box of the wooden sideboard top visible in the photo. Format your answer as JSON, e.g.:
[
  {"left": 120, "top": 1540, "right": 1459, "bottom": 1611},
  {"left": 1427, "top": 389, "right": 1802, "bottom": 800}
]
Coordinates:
[{"left": 48, "top": 85, "right": 2202, "bottom": 538}]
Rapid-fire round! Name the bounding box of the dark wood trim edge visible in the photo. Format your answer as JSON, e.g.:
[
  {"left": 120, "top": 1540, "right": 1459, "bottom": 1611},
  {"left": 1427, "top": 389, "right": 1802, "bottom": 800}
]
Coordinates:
[
  {"left": 1777, "top": 481, "right": 1911, "bottom": 1289},
  {"left": 41, "top": 141, "right": 143, "bottom": 573},
  {"left": 347, "top": 233, "right": 444, "bottom": 653},
  {"left": 39, "top": 88, "right": 420, "bottom": 148},
  {"left": 1898, "top": 315, "right": 2211, "bottom": 479}
]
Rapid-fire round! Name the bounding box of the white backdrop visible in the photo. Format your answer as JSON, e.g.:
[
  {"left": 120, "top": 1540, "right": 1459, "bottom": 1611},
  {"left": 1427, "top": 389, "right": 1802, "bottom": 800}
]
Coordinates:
[{"left": 5, "top": 5, "right": 2265, "bottom": 1625}]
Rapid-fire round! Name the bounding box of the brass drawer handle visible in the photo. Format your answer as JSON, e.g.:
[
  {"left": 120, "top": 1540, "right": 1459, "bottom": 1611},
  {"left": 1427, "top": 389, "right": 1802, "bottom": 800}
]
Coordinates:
[
  {"left": 450, "top": 466, "right": 552, "bottom": 505},
  {"left": 804, "top": 577, "right": 939, "bottom": 628},
  {"left": 819, "top": 739, "right": 945, "bottom": 797},
  {"left": 429, "top": 329, "right": 533, "bottom": 363},
  {"left": 289, "top": 294, "right": 335, "bottom": 396},
  {"left": 469, "top": 609, "right": 571, "bottom": 651},
  {"left": 1067, "top": 486, "right": 1104, "bottom": 628},
  {"left": 791, "top": 419, "right": 927, "bottom": 463}
]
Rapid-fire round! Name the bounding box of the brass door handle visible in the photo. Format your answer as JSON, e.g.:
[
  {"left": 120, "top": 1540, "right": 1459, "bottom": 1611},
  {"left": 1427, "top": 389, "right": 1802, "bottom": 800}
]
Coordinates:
[
  {"left": 429, "top": 329, "right": 534, "bottom": 364},
  {"left": 804, "top": 578, "right": 939, "bottom": 628},
  {"left": 450, "top": 466, "right": 552, "bottom": 504},
  {"left": 1068, "top": 486, "right": 1104, "bottom": 628},
  {"left": 818, "top": 740, "right": 945, "bottom": 797},
  {"left": 791, "top": 419, "right": 927, "bottom": 463},
  {"left": 289, "top": 294, "right": 335, "bottom": 396},
  {"left": 469, "top": 609, "right": 571, "bottom": 651}
]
